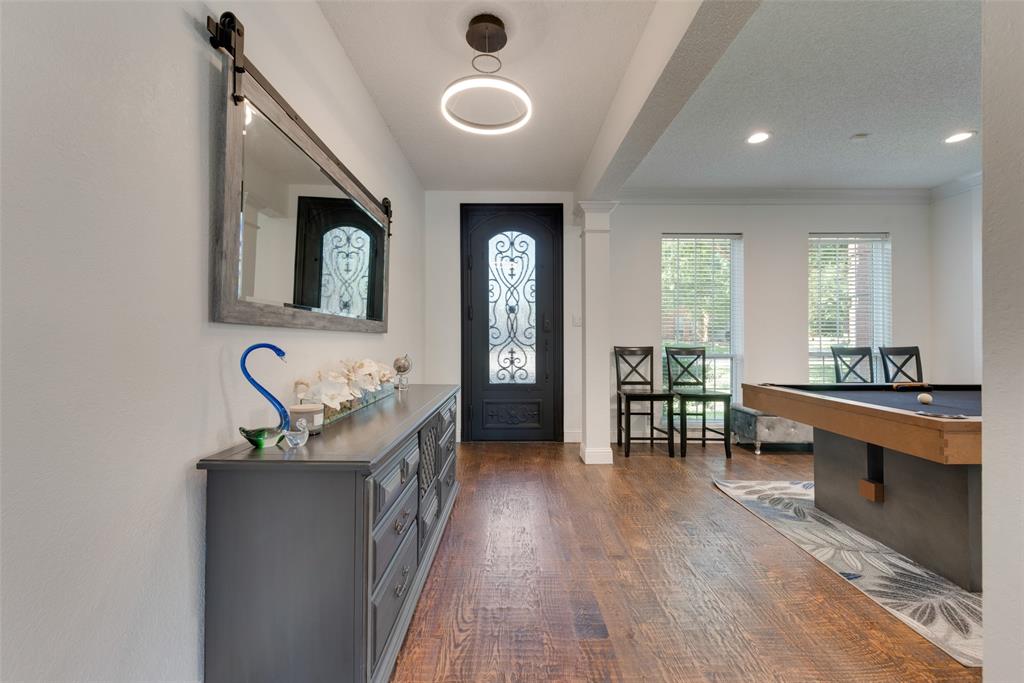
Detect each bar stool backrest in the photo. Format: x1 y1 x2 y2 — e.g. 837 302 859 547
665 346 707 392
614 346 655 391
831 346 875 383
879 346 923 383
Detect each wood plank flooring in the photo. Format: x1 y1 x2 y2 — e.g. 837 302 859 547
391 443 980 682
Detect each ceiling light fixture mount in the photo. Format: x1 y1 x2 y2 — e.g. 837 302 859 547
466 14 507 53
441 14 532 136
944 130 977 144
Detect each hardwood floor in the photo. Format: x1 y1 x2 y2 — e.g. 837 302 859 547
391 443 979 682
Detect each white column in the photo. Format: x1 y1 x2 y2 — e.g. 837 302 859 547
982 2 1024 677
578 201 618 464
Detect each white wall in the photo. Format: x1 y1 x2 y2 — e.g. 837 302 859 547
423 191 582 441
609 201 933 400
929 183 983 382
981 1 1024 678
0 3 424 681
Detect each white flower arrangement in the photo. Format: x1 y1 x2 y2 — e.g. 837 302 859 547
294 359 396 410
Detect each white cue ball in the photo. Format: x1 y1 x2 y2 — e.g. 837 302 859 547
917 393 933 405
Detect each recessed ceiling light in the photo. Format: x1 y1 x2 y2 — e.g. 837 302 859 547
945 131 976 144
747 131 771 144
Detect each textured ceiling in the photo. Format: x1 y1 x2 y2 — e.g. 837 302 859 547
624 0 981 192
320 1 654 191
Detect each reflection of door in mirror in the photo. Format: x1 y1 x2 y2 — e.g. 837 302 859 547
293 197 377 319
238 103 383 321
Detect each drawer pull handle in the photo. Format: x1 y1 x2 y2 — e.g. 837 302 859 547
399 459 409 486
394 566 411 598
394 510 411 535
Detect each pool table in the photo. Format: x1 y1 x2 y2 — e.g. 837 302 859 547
743 383 982 591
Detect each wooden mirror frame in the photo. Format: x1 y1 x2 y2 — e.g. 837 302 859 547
211 18 391 333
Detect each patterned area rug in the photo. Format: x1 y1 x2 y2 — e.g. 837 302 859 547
714 480 982 667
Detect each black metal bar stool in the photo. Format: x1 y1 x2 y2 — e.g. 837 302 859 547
665 346 731 458
614 346 674 457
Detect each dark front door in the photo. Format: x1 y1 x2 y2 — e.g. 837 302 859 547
461 204 563 441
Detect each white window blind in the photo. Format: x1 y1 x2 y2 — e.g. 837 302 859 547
660 235 744 410
808 233 892 383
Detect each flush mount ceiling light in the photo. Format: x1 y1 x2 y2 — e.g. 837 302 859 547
944 130 977 144
441 14 532 135
746 130 771 144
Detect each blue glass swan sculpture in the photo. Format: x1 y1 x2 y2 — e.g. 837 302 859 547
239 343 291 448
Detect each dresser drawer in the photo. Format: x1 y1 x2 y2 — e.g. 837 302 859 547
371 525 418 668
440 396 457 435
371 482 417 587
373 439 419 525
439 451 457 507
440 423 455 463
418 488 440 551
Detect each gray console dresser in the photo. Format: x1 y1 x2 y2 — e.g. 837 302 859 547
197 384 459 683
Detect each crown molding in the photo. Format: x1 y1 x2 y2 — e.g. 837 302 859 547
574 200 619 227
615 187 933 206
577 200 620 214
930 172 983 201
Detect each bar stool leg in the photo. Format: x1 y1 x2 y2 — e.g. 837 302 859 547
701 402 707 448
667 399 675 458
625 400 632 458
680 405 687 458
649 400 655 446
723 397 732 459
616 394 623 446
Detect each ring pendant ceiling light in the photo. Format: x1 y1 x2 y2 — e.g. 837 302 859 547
441 14 532 135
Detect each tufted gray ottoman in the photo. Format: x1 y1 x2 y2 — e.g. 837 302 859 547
730 404 812 455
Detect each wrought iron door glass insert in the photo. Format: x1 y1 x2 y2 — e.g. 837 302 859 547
320 226 370 318
488 230 536 383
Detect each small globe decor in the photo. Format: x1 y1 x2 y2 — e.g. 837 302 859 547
393 354 412 391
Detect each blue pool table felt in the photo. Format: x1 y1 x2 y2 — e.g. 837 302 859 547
787 387 982 417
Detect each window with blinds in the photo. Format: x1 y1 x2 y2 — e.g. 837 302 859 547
808 233 892 383
660 235 744 417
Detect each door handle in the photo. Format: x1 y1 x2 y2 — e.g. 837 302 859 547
543 315 552 332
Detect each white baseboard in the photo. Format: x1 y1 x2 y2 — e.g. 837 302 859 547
563 430 582 443
579 444 613 465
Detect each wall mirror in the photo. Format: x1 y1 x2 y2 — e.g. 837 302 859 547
209 13 391 332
